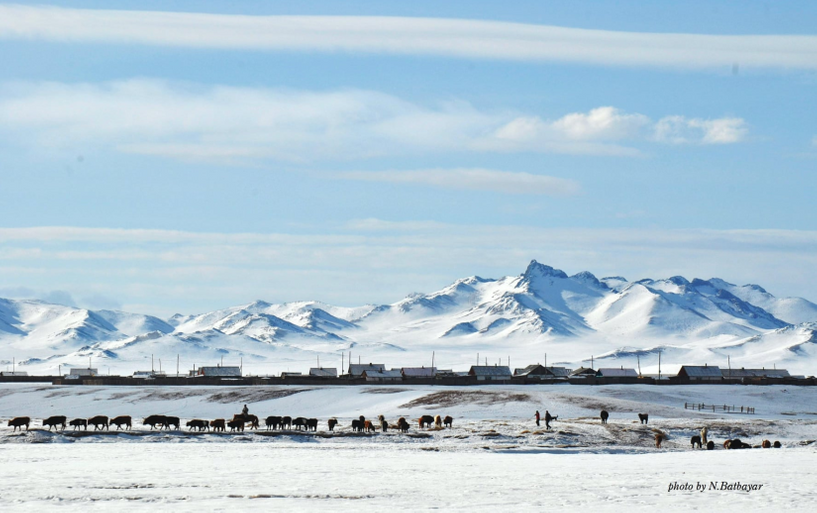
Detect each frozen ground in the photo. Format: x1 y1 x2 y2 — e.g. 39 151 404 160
1 384 816 510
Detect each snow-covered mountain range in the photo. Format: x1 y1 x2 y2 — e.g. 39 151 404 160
2 261 817 375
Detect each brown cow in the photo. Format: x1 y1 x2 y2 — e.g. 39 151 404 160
186 419 209 431
327 418 338 431
227 419 244 432
8 417 30 432
655 433 664 448
418 415 434 428
265 416 282 430
210 419 226 432
110 416 132 430
69 418 87 430
443 416 453 428
88 415 109 431
638 413 648 424
143 415 167 430
773 441 782 448
281 416 292 429
706 441 715 450
762 439 771 448
351 419 364 432
43 415 67 431
164 416 180 430
306 418 318 431
600 410 609 424
364 420 375 433
292 417 308 430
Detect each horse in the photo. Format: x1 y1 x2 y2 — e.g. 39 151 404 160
706 441 715 450
700 426 708 444
8 417 30 432
43 415 67 431
600 410 609 424
186 419 209 431
210 419 226 432
762 439 771 448
444 416 453 428
397 417 409 433
418 415 434 428
265 416 282 430
164 416 181 430
434 415 442 428
69 418 87 430
110 416 132 430
292 417 308 430
690 435 702 449
327 418 338 431
307 418 318 431
231 414 259 430
88 415 109 431
638 413 648 424
143 415 167 430
655 433 664 448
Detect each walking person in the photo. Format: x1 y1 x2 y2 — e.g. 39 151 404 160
534 410 540 427
545 410 553 430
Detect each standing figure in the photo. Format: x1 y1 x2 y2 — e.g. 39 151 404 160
242 404 249 416
534 410 540 427
544 410 553 430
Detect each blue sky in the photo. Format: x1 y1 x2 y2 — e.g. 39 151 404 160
0 1 816 316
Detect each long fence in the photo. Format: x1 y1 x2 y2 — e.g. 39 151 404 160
684 402 755 414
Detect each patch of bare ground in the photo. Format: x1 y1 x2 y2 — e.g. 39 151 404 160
362 388 404 394
139 389 210 402
206 388 309 404
399 390 532 409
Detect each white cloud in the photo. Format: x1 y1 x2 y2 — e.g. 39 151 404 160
336 168 581 196
654 116 747 144
0 5 815 71
0 79 743 163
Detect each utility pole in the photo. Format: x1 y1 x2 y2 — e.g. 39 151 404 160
342 352 344 375
637 355 642 377
432 351 435 369
658 350 661 381
151 354 154 372
176 354 180 377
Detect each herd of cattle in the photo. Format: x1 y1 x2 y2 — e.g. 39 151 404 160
4 413 454 434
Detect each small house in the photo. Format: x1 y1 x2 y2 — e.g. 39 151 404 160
309 367 338 378
361 369 403 382
569 367 597 378
676 365 722 381
723 368 790 379
514 364 571 379
196 366 241 377
401 367 436 378
469 365 512 381
348 363 386 377
596 368 639 378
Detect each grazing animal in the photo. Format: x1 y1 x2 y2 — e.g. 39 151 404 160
364 420 376 433
762 439 771 449
8 417 30 432
210 419 226 432
69 418 87 430
773 441 781 448
728 438 746 449
292 417 308 430
706 441 715 450
600 410 609 424
265 416 282 430
351 419 364 432
88 415 109 431
306 418 318 431
691 435 702 449
164 416 181 430
110 416 132 430
418 415 434 428
638 413 648 424
143 415 167 430
227 419 244 432
186 419 209 431
378 414 385 424
655 433 664 448
231 414 258 430
723 439 732 449
397 417 410 433
443 416 453 428
700 426 708 444
281 416 292 429
327 418 338 431
434 415 442 428
43 415 67 431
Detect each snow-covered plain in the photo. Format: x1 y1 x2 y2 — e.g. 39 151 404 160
1 384 816 510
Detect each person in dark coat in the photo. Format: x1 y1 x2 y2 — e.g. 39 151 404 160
242 404 249 416
534 410 540 426
545 410 553 430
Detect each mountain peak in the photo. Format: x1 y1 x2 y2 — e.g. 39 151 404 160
522 260 568 281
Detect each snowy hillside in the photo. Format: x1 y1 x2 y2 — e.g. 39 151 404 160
2 261 817 376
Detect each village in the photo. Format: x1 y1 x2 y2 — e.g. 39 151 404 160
0 361 811 386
